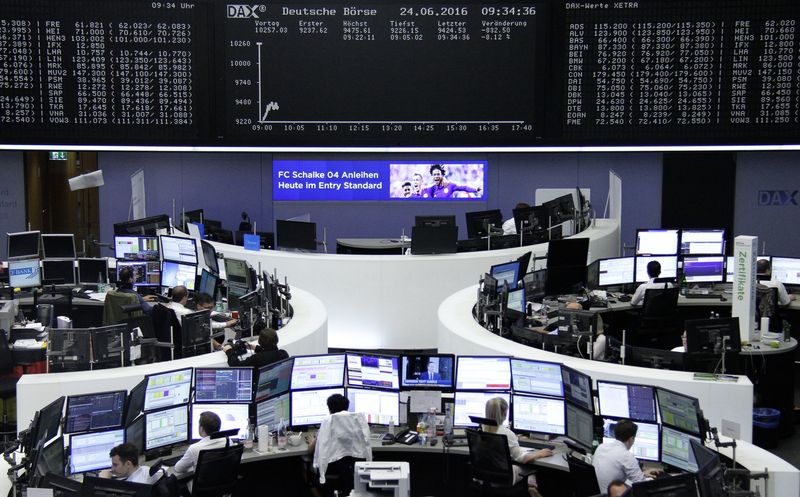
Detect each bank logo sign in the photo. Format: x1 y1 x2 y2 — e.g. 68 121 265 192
759 190 798 206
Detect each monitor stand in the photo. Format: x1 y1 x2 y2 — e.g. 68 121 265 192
145 447 172 461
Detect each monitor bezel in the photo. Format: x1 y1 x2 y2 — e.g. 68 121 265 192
41 259 76 287
490 260 521 291
76 257 109 285
597 256 636 287
679 228 726 255
601 416 661 463
659 426 701 474
681 255 726 284
8 259 42 289
41 234 76 260
452 391 511 428
160 260 198 291
6 230 41 260
255 391 291 428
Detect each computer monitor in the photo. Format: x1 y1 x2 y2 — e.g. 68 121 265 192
36 437 65 479
691 439 725 497
600 418 660 462
561 365 593 413
143 367 193 412
726 255 771 283
160 260 197 290
629 346 686 371
513 205 548 233
41 260 75 286
224 258 250 288
114 236 159 261
453 391 510 428
276 219 317 251
511 394 566 435
456 356 511 390
195 367 254 402
771 256 800 285
660 426 700 473
64 390 126 434
256 392 291 428
47 329 91 371
523 269 547 302
116 260 160 289
597 381 657 423
410 226 458 255
490 261 521 291
291 354 346 390
510 358 563 397
34 396 65 447
414 215 456 228
547 238 589 268
346 353 399 390
190 403 249 441
41 234 76 259
113 215 170 236
198 268 218 297
125 415 144 455
6 230 40 260
125 380 146 428
81 475 153 497
400 354 455 390
77 258 109 285
656 387 702 436
346 388 400 426
557 308 598 335
181 310 211 348
291 387 345 427
682 256 725 284
256 357 294 402
635 256 678 283
680 229 725 255
145 404 190 451
200 239 220 274
8 259 41 288
598 257 635 287
68 428 124 474
630 473 698 497
91 324 126 364
541 194 575 224
159 235 198 264
685 318 741 354
465 209 503 239
565 402 595 450
636 229 679 255
505 288 526 318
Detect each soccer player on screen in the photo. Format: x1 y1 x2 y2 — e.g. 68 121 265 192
421 164 482 198
401 181 413 197
411 173 424 196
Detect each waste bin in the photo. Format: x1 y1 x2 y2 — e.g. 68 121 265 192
752 408 781 449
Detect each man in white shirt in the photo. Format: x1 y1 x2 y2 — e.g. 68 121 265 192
592 419 659 491
757 259 796 306
630 261 672 306
99 443 164 485
166 287 233 350
165 286 192 319
171 411 228 478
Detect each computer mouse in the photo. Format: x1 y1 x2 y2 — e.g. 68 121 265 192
719 295 727 301
430 438 438 446
618 295 632 302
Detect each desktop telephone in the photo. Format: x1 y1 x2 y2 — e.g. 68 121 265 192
394 429 419 445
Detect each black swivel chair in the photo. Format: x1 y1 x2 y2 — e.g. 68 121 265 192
566 454 601 497
184 444 244 497
321 456 363 497
0 330 18 440
756 285 780 332
635 287 681 349
151 304 180 361
465 428 532 497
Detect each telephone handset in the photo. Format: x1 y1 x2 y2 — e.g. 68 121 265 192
394 429 419 445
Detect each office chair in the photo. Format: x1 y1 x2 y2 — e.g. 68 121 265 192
103 290 143 326
0 330 18 440
566 454 601 497
756 285 780 332
634 287 681 349
151 304 179 361
465 428 532 497
35 304 55 328
184 443 244 497
321 456 363 497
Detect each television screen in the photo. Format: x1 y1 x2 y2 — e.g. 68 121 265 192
9 259 41 288
346 353 399 390
453 391 510 428
410 226 458 255
456 356 511 390
276 220 317 251
680 229 725 255
685 318 741 354
291 354 346 390
41 234 76 259
114 236 159 261
159 235 197 264
682 256 725 283
400 354 455 390
634 256 678 283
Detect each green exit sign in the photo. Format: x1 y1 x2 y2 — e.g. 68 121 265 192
49 151 68 161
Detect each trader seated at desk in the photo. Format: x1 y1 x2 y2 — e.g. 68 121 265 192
99 443 165 484
223 322 288 368
592 419 660 492
630 261 672 306
117 267 157 314
166 288 233 350
170 412 228 482
757 259 796 305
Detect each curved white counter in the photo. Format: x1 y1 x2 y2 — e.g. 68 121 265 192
214 219 620 349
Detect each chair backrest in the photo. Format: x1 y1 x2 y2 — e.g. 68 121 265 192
191 444 244 497
756 285 777 320
567 454 601 497
35 304 55 328
0 330 15 374
151 304 181 360
642 287 680 318
103 291 142 326
465 428 515 486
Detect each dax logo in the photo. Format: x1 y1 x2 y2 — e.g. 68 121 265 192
227 4 265 18
758 190 799 206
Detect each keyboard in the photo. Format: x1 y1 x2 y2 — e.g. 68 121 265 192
518 440 555 451
161 455 182 466
684 292 716 299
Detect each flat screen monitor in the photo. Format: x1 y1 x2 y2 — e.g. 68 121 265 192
630 474 699 497
771 256 800 285
291 387 345 427
256 392 291 428
159 235 198 264
224 258 250 288
685 318 741 354
547 238 590 268
541 194 575 224
47 328 91 369
113 215 170 236
636 229 679 255
64 390 126 434
35 396 65 447
145 405 190 451
183 209 204 225
125 380 147 427
195 367 254 402
635 256 678 283
198 268 218 298
68 428 124 474
77 258 109 285
505 288 526 317
453 391 510 428
143 367 193 412
561 365 593 413
181 310 211 348
346 353 399 390
346 388 400 426
291 354 346 390
490 261 521 291
256 358 293 402
114 236 159 261
513 206 547 233
125 416 144 455
680 229 725 255
41 234 76 259
682 256 725 283
656 387 702 436
660 426 700 473
276 219 317 251
414 215 456 228
8 259 41 288
37 437 65 478
456 356 511 390
602 418 660 462
41 260 75 286
465 209 503 239
523 269 547 302
160 261 197 290
410 226 458 255
7 230 40 260
597 381 657 423
81 476 152 497
400 354 455 390
190 403 250 441
510 358 563 397
91 324 126 363
565 402 595 450
691 439 724 497
557 308 598 335
598 257 635 287
200 240 220 274
511 394 566 435
726 255 771 283
117 260 160 288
